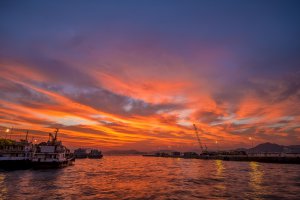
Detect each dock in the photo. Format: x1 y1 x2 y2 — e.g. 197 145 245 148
143 152 300 164
143 124 299 164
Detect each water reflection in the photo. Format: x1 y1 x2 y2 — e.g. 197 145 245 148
249 162 264 199
0 173 7 198
213 160 226 195
0 157 299 199
215 160 224 177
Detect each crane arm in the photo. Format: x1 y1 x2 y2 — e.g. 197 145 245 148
193 124 204 152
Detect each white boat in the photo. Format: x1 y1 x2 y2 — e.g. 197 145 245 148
0 138 34 170
32 129 75 169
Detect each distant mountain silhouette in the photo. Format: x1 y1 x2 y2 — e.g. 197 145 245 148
234 148 248 152
104 149 146 155
104 149 178 155
247 142 300 153
150 149 177 154
104 143 300 155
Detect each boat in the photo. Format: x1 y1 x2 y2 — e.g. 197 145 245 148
88 149 103 159
74 148 88 158
0 137 34 170
32 129 75 169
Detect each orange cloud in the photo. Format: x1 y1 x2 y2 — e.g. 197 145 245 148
0 56 299 151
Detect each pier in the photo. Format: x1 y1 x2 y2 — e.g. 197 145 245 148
143 152 300 164
142 124 298 164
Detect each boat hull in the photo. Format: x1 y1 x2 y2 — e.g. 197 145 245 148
32 159 74 169
0 160 32 170
75 155 88 159
88 155 103 159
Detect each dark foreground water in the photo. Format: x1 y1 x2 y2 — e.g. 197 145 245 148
1 156 300 200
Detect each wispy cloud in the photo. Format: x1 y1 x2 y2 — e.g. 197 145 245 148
0 0 300 150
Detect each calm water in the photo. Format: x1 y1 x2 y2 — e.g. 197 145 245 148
0 156 300 200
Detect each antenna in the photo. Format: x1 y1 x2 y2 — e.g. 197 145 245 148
54 128 59 141
25 130 29 141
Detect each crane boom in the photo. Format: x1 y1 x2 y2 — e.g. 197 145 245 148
193 124 204 152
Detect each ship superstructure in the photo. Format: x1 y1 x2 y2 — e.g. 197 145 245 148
88 149 103 159
0 136 34 169
32 129 75 168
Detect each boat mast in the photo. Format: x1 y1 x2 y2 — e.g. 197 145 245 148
25 130 29 142
54 128 59 142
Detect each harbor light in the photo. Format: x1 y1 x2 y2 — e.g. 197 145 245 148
5 128 10 133
249 137 254 149
215 140 219 151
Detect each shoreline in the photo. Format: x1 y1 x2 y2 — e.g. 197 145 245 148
143 154 300 164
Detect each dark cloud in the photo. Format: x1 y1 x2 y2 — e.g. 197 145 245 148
66 87 181 117
0 77 55 107
275 73 300 102
195 111 225 124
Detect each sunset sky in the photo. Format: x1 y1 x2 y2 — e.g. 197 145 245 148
0 0 300 151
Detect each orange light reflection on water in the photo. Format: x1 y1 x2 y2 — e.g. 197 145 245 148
249 162 264 199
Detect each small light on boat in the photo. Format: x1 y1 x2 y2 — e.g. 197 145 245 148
5 128 10 133
249 137 252 140
215 140 218 144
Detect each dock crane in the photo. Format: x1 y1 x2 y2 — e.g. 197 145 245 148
193 124 208 153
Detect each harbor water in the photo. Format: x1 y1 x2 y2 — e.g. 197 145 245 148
1 156 300 199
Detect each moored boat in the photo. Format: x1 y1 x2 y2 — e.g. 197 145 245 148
88 149 103 159
0 138 34 170
32 129 75 169
74 148 88 158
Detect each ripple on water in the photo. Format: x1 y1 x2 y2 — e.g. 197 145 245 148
1 156 300 199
